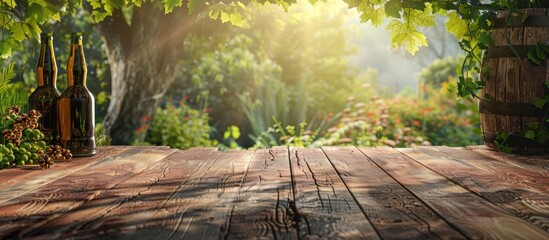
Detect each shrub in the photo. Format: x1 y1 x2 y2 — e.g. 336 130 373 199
143 100 218 149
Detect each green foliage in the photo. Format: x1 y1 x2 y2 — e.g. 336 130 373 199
0 64 26 124
263 119 318 147
239 74 312 148
417 56 460 89
220 125 241 149
94 123 111 146
143 100 218 150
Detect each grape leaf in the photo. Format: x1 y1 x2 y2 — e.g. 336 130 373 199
220 11 230 23
358 3 385 27
163 0 183 13
525 130 536 140
533 97 547 109
387 20 427 55
446 11 468 39
1 0 16 8
230 12 244 27
0 39 16 59
209 7 221 20
404 3 435 27
528 51 542 65
92 10 111 22
10 23 27 42
385 0 402 18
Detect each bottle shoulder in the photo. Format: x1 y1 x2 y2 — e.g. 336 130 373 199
59 86 94 100
29 86 61 98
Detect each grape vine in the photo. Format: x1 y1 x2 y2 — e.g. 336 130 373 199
0 106 72 169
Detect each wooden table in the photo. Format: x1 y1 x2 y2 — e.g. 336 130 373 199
0 146 547 239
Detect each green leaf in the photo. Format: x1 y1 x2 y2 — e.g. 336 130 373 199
405 4 435 27
387 19 427 55
1 0 16 8
545 80 549 89
533 97 547 109
92 10 111 22
525 130 536 140
187 0 201 14
446 11 468 39
0 39 16 59
209 7 220 20
163 0 183 13
496 132 509 141
358 3 385 27
230 12 243 27
220 11 230 23
384 0 402 18
230 125 240 139
528 51 542 65
10 23 27 42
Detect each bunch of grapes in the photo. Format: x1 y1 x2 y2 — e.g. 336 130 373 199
1 106 72 169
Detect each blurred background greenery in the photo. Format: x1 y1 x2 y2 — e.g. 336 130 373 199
0 0 481 149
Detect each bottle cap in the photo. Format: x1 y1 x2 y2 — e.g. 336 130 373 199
40 33 53 42
71 32 83 44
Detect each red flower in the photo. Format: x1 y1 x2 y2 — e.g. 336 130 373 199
142 115 152 122
204 107 212 113
184 95 190 100
413 120 421 127
136 124 148 133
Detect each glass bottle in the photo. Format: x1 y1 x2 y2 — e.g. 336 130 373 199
57 32 96 157
29 33 61 144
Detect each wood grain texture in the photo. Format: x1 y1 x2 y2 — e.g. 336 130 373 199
0 146 176 239
469 145 549 175
398 146 549 232
322 146 465 239
227 147 298 239
0 146 547 239
289 147 379 239
84 148 251 240
360 147 549 240
19 147 217 239
0 146 132 205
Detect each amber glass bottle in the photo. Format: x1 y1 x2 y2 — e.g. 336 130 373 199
29 33 61 144
57 32 96 157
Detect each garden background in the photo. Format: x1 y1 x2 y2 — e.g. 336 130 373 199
0 0 482 150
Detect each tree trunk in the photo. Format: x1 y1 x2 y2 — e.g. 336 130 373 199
95 3 197 144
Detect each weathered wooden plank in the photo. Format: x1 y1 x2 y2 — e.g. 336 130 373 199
0 146 133 205
55 148 251 240
0 146 177 239
361 147 549 239
398 146 549 232
469 145 549 176
322 146 465 239
18 147 217 239
289 147 379 239
227 147 298 239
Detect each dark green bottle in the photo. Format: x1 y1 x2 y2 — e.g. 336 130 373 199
29 33 61 144
57 32 96 157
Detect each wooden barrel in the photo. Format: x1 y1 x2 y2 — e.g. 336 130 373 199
480 8 549 154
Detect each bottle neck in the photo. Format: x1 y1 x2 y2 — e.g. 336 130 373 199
36 39 57 87
67 42 87 87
